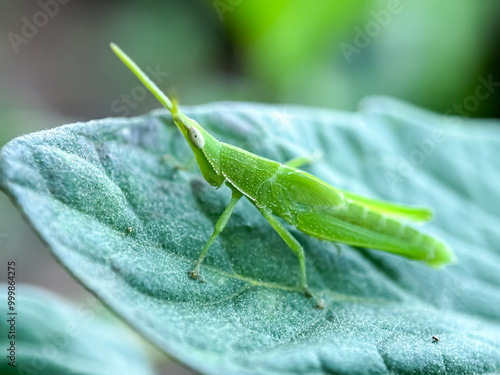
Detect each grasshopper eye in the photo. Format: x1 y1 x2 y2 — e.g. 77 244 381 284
188 127 205 149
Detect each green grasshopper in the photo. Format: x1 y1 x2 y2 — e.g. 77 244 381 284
110 43 455 303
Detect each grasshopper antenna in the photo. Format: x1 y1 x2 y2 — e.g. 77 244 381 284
110 43 173 111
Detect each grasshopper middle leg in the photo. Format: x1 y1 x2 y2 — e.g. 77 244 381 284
284 151 323 169
258 208 314 299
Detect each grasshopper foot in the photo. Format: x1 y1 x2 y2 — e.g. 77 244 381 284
315 298 325 309
188 269 201 281
303 287 313 298
303 287 324 308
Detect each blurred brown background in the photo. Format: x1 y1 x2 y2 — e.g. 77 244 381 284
1 0 500 373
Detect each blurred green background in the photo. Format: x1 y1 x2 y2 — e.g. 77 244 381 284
1 0 499 373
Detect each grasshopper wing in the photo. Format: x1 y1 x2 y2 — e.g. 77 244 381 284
255 166 344 222
278 168 344 208
339 190 433 223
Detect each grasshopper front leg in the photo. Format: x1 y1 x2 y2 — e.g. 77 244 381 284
189 189 242 280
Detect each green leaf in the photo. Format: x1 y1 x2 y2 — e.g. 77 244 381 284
0 284 155 375
1 97 500 374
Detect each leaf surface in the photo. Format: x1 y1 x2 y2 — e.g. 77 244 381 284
0 285 155 375
1 97 500 374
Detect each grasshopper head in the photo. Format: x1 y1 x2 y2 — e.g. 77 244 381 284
170 98 205 149
169 98 224 187
110 43 224 188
